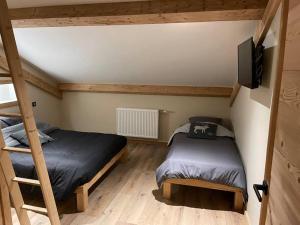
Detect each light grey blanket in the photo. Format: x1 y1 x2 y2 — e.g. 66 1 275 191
156 133 247 197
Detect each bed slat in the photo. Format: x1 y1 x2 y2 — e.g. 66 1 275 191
22 204 47 215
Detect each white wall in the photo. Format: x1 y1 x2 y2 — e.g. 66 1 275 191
61 92 230 142
230 6 282 225
27 84 62 127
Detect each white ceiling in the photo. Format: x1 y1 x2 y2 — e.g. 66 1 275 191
12 21 257 86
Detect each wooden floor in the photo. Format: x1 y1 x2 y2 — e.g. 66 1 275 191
9 143 248 225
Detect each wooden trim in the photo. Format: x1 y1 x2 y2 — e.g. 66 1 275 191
0 101 18 109
9 0 267 28
23 71 62 99
75 146 128 212
229 83 241 106
59 83 233 97
0 167 13 225
163 178 245 213
229 0 282 107
0 73 10 77
0 55 62 99
259 1 289 225
253 0 283 46
0 78 11 84
0 112 21 117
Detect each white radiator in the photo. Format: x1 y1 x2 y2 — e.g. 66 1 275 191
116 108 159 139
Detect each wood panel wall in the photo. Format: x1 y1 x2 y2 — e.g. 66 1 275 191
261 0 300 224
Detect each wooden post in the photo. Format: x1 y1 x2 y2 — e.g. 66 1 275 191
76 185 88 212
234 191 244 213
0 168 13 225
0 0 61 224
163 182 172 200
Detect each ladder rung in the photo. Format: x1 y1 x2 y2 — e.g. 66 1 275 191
0 73 11 77
13 177 41 186
22 204 48 215
0 112 22 117
0 78 12 84
2 146 31 154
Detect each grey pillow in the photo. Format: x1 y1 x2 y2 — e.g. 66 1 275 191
188 122 217 139
11 129 54 146
189 116 222 124
0 117 22 127
0 120 8 129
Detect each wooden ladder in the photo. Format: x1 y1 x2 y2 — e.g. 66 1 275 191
0 0 61 224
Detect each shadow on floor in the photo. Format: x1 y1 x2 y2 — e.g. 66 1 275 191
152 184 235 212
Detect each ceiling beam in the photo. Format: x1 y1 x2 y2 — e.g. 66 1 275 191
9 0 268 28
59 83 233 97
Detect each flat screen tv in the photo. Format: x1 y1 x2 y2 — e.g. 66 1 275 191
238 37 264 89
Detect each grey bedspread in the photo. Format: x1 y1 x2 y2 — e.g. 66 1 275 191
3 123 127 201
156 133 247 196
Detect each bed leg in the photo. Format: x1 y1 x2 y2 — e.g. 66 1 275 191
234 191 244 213
76 185 88 212
163 182 172 200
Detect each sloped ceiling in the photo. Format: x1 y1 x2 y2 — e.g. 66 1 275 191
12 21 256 86
6 0 257 87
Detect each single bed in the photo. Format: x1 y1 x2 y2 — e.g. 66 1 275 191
1 118 127 211
156 122 247 212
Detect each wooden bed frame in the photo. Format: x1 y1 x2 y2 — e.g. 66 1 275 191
75 146 128 212
162 178 245 213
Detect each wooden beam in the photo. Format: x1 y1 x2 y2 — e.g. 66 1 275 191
59 83 233 97
0 55 62 99
254 0 282 45
9 0 268 28
0 78 11 84
0 101 18 109
0 73 10 77
229 83 241 106
0 112 21 117
229 0 282 107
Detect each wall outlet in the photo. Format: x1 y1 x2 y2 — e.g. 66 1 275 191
32 101 37 107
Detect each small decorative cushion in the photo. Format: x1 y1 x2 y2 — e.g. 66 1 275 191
11 129 54 146
188 122 217 139
0 120 8 129
0 117 22 127
189 116 222 125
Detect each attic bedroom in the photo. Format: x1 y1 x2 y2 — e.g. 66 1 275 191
0 0 299 225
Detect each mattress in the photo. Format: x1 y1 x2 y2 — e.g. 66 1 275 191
156 133 247 197
9 128 127 201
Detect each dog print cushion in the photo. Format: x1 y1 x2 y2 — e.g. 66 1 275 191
187 122 217 139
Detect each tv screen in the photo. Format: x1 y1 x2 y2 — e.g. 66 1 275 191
238 37 256 89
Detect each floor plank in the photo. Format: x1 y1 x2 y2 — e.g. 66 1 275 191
10 143 248 225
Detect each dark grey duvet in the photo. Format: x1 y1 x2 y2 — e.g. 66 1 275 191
156 133 247 197
9 128 127 201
